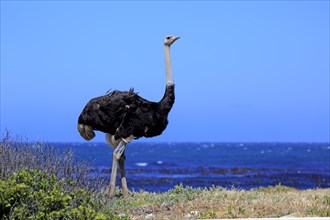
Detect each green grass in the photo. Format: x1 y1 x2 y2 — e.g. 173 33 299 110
1 133 329 219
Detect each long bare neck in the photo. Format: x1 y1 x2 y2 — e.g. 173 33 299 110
164 45 173 86
159 44 175 113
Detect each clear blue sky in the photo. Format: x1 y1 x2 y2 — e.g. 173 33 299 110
1 1 329 143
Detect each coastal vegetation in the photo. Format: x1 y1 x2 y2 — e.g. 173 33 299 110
1 134 329 219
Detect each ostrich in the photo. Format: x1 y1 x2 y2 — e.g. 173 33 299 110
77 35 180 197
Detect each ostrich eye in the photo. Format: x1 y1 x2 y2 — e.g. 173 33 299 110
166 36 171 40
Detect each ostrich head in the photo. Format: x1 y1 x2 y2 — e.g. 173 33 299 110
164 35 180 46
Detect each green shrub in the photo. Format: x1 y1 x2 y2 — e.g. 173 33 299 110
0 169 108 219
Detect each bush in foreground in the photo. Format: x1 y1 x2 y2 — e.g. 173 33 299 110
0 169 109 219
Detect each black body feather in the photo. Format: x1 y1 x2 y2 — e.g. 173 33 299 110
78 84 175 140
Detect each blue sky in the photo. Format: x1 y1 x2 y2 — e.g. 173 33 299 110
1 1 329 142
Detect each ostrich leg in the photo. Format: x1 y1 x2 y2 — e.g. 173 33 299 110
109 140 127 197
119 152 129 197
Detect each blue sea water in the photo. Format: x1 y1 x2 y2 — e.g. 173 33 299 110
54 142 330 192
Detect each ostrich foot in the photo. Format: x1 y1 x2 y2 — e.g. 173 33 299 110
121 178 130 197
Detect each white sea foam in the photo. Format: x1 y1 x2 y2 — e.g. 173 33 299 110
135 162 148 167
156 161 163 165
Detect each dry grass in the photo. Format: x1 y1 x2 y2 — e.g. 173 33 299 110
97 185 330 219
0 132 107 190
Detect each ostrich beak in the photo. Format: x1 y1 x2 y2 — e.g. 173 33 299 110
174 36 180 41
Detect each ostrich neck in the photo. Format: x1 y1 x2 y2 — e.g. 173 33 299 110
159 44 175 113
164 45 173 85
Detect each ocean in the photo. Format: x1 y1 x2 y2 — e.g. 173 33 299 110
54 142 329 192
